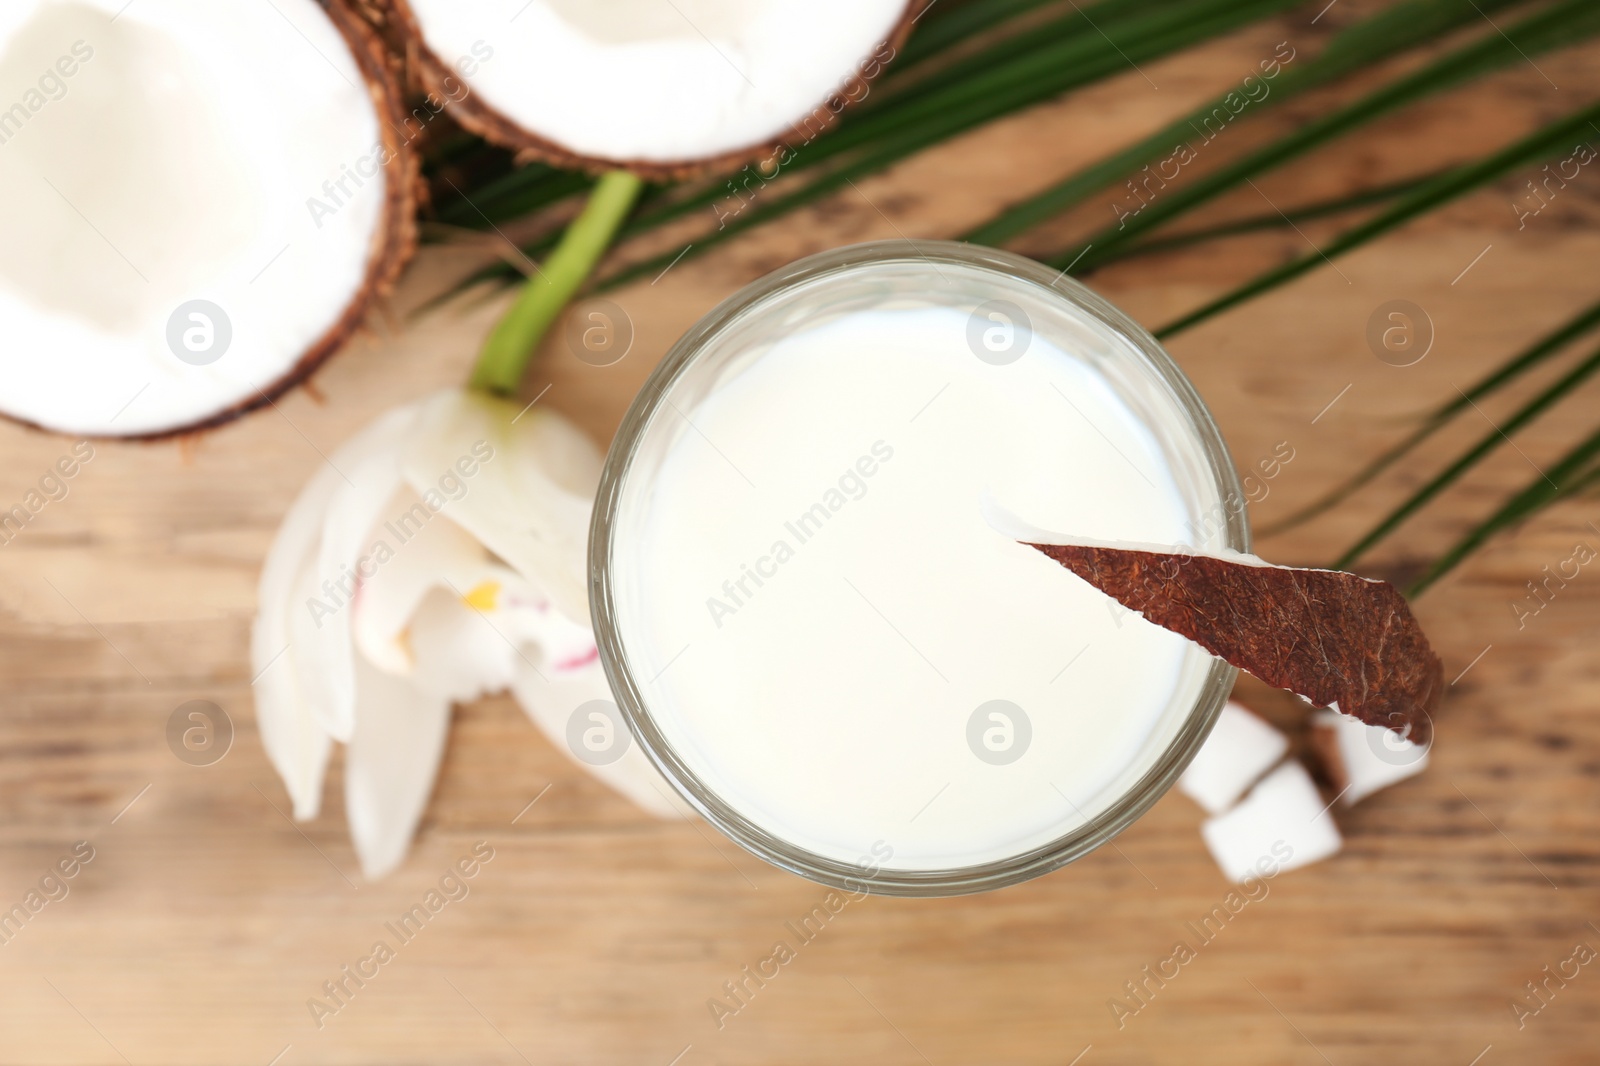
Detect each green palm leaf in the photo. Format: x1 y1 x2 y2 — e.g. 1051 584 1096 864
1085 171 1440 268
893 0 1063 66
1263 296 1600 536
963 0 1539 247
1154 98 1600 338
1409 423 1600 596
430 0 1305 302
433 166 590 229
1335 342 1600 570
421 0 1600 597
428 0 1149 234
1047 0 1600 274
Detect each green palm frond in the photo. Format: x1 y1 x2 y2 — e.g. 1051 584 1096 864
893 0 1063 65
428 0 1307 301
1040 0 1600 274
1409 424 1600 596
1264 297 1600 536
1154 98 1600 338
1334 343 1600 570
964 0 1542 247
597 0 1311 289
1084 171 1441 268
426 0 1600 593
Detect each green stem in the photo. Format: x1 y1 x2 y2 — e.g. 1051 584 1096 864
469 170 644 396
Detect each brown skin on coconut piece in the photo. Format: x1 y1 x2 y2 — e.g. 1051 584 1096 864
361 0 931 181
38 0 420 444
1028 544 1442 747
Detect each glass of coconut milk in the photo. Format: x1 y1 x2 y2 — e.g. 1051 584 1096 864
590 240 1247 895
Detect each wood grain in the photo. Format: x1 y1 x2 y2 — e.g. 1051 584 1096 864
3 7 1599 1064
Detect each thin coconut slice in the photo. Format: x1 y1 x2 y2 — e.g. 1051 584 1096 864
1308 709 1430 807
370 0 927 178
1178 700 1290 815
1200 761 1342 883
0 0 416 438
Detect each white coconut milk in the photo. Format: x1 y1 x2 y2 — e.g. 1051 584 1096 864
610 285 1226 872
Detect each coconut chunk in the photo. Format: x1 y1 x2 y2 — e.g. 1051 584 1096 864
1308 709 1430 806
382 0 923 177
1200 761 1341 882
0 0 415 437
1178 700 1289 814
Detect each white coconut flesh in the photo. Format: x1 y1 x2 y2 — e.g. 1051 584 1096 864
405 0 913 164
0 0 394 437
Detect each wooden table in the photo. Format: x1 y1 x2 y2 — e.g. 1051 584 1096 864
3 8 1598 1064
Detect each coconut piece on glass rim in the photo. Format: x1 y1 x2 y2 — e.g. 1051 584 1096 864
1015 538 1442 746
983 503 1444 746
1178 700 1289 815
0 0 416 439
1200 761 1341 883
368 0 928 179
1307 709 1430 807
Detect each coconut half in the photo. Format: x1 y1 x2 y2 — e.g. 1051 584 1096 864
0 0 416 438
369 0 926 178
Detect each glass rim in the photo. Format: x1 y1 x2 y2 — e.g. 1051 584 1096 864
589 239 1249 897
